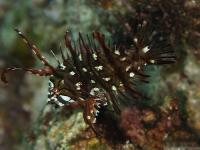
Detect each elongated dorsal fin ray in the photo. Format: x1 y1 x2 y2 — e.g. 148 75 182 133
14 28 54 70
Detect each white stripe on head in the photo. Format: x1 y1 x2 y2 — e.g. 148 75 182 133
60 95 71 102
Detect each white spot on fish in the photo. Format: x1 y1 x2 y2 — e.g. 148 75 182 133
82 67 87 72
120 57 126 61
75 82 82 90
114 50 120 55
76 87 81 90
56 101 64 107
125 65 131 72
60 95 71 102
92 53 98 60
90 90 95 96
103 102 108 106
93 87 100 91
78 54 82 61
59 63 66 70
91 80 96 84
129 72 135 77
95 65 103 71
87 116 91 120
92 118 96 123
69 71 75 76
150 60 155 63
103 77 111 81
69 99 75 102
75 82 82 86
95 110 99 115
112 85 117 91
119 83 123 87
134 38 138 43
142 46 149 53
90 87 100 96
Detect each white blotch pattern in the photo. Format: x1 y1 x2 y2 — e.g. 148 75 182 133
60 95 71 102
112 85 117 91
56 101 65 107
150 60 155 63
142 46 150 53
90 87 100 96
75 82 82 90
78 54 82 61
120 57 126 61
134 38 138 43
103 77 111 81
87 116 91 120
91 80 96 83
59 63 66 70
114 50 120 55
69 71 75 76
129 72 135 77
92 53 98 60
95 65 103 71
92 118 96 123
93 87 100 91
82 67 87 72
125 65 131 72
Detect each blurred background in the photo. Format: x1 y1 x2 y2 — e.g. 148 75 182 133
0 0 199 150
